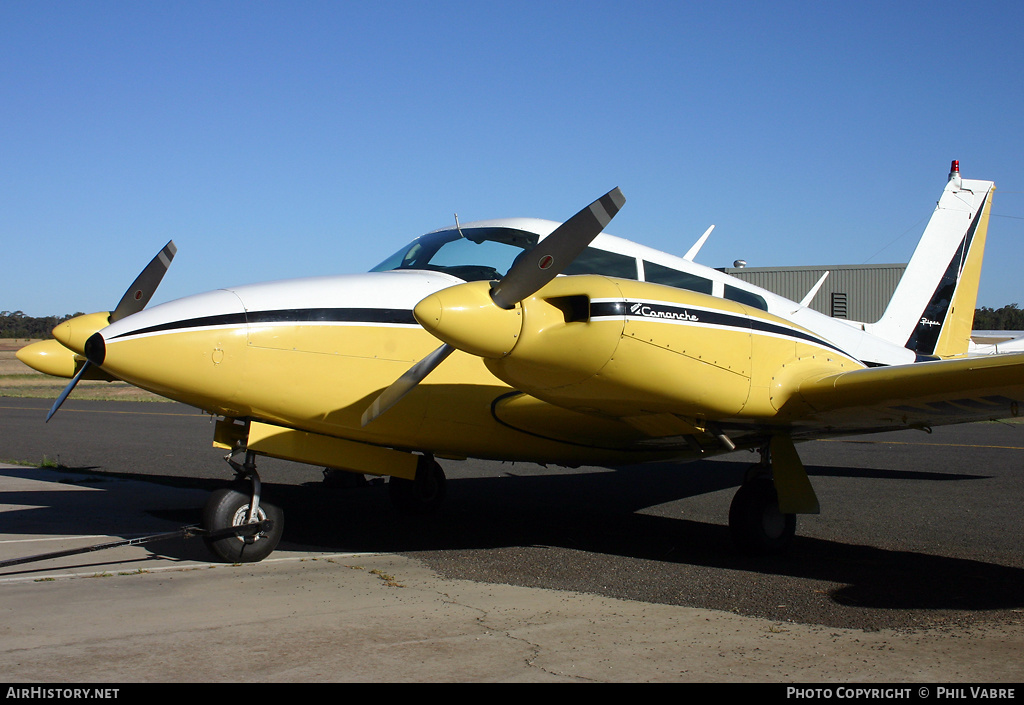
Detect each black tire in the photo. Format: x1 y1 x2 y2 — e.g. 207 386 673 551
728 477 796 555
389 457 446 515
202 485 284 563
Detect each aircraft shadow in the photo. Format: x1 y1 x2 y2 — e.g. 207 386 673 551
4 461 1021 625
206 463 1024 616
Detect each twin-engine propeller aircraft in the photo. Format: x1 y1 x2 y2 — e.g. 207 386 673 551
18 161 1024 562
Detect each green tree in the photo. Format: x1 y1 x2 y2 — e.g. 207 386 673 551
0 311 80 338
973 304 1024 331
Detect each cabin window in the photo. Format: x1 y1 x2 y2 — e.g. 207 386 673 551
561 247 638 279
643 261 713 294
724 284 768 311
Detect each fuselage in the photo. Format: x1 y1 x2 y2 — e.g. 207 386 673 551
83 218 904 465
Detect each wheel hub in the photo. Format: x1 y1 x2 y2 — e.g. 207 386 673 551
230 504 268 544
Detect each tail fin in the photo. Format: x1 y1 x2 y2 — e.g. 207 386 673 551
867 161 995 359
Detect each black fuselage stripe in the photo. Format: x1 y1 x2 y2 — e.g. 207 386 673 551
591 300 852 358
247 308 417 325
108 308 418 339
109 301 852 360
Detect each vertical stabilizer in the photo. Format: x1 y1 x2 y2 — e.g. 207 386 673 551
867 162 995 359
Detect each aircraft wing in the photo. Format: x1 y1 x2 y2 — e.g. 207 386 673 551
969 330 1024 355
786 352 1024 434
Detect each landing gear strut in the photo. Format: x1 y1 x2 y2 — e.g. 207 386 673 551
203 449 284 563
389 454 447 515
728 446 797 555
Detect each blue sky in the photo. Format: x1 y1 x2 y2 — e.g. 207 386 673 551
3 1 1023 317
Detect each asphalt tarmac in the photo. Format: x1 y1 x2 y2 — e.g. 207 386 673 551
2 397 1023 682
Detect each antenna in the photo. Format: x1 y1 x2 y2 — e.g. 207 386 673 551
796 271 830 310
454 213 465 238
683 225 715 261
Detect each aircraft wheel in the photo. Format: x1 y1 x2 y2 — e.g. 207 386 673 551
728 477 796 555
389 457 446 515
202 484 284 563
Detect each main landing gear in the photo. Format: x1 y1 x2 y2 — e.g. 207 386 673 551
203 449 284 563
321 454 448 514
389 454 447 515
727 438 816 556
729 472 796 555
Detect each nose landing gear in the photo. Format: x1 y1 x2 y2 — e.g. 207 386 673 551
203 449 284 563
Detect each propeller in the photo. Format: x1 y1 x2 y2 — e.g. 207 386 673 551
110 241 178 324
361 188 625 426
360 342 457 427
489 188 625 309
46 241 177 421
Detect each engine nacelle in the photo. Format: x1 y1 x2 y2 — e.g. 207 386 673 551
482 276 860 422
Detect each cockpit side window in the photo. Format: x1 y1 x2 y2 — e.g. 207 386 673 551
724 284 768 311
643 261 713 294
561 247 638 279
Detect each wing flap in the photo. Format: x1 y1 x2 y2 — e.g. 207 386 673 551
793 352 1024 430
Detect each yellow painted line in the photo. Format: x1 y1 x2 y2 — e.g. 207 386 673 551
0 551 383 585
819 438 1024 451
0 535 122 545
0 404 204 418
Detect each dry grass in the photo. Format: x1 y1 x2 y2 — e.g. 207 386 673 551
0 339 166 402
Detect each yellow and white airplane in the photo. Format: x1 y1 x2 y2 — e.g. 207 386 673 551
18 161 1023 562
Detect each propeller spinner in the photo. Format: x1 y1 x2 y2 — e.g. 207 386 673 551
361 188 625 426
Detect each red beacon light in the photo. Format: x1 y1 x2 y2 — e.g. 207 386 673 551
948 159 961 185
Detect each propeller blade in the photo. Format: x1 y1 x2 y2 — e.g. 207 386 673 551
360 344 455 427
110 241 177 323
46 361 92 423
489 187 625 310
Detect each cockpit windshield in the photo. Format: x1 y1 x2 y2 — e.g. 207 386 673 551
370 226 539 282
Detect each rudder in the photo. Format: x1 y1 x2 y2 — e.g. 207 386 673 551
866 161 995 359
